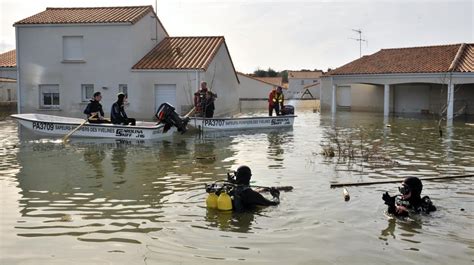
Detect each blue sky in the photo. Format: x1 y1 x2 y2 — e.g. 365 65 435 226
1 0 472 73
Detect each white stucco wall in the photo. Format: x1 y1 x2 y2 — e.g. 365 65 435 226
288 78 321 99
16 11 166 117
202 44 240 116
129 44 240 119
321 74 474 115
237 74 274 99
0 81 17 102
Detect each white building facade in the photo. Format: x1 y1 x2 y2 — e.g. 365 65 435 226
321 44 474 121
287 70 323 99
14 6 240 119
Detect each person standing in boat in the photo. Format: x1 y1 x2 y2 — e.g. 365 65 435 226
382 176 436 217
111 93 136 125
269 86 284 116
194 81 217 117
83 92 110 123
204 91 216 118
229 165 280 211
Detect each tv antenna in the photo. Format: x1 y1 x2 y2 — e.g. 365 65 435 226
349 29 367 58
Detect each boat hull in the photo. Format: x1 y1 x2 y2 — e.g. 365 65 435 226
11 114 174 140
189 115 296 131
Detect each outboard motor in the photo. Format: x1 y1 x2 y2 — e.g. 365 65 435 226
155 103 190 134
281 105 295 115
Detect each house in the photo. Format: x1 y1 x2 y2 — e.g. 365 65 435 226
288 70 323 99
320 43 474 121
0 50 17 105
14 6 240 119
237 72 280 109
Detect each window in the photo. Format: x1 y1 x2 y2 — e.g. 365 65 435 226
119 84 128 97
39 85 60 108
81 84 94 102
63 36 84 61
300 80 304 85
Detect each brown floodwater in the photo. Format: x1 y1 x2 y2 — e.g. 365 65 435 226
0 110 473 264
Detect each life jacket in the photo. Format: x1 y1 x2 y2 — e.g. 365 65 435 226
272 93 284 104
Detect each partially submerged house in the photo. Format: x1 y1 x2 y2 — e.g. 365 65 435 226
288 70 323 99
321 43 474 120
14 6 240 119
0 50 17 105
237 72 281 109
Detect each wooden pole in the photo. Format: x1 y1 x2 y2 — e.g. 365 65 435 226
330 174 474 188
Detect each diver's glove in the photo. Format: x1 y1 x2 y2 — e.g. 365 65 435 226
270 188 280 198
382 192 396 206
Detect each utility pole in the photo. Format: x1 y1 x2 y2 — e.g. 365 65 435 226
350 29 367 58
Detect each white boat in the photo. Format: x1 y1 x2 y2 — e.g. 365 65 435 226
11 113 175 140
188 115 296 131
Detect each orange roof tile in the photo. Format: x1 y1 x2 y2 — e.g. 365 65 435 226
0 50 16 68
254 76 283 86
454 44 474 72
14 6 155 26
237 72 283 87
329 43 474 75
133 37 224 70
133 36 239 83
288 71 323 79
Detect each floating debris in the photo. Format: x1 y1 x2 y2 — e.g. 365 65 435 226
343 188 350 201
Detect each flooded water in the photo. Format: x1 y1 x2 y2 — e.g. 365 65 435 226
0 111 473 264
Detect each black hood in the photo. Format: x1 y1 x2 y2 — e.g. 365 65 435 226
403 176 423 202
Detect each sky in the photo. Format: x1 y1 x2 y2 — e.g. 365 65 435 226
0 0 473 73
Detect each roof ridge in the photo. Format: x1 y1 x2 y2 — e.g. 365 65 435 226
167 36 224 38
46 5 153 10
448 43 467 72
380 43 467 51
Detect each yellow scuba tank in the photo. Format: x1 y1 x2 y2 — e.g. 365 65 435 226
217 191 233 211
206 193 218 209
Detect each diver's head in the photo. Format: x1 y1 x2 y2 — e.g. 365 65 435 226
399 176 423 200
235 165 252 185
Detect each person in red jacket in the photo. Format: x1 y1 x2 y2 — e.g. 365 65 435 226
268 86 284 116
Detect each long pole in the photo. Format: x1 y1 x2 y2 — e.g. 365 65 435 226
330 174 474 188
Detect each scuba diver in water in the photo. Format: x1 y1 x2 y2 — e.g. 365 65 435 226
382 176 437 217
206 165 281 212
229 166 280 211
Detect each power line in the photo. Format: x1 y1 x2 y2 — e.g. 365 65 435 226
349 29 367 58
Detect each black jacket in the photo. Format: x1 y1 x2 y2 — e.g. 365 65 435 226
231 186 279 211
110 102 128 124
83 100 104 118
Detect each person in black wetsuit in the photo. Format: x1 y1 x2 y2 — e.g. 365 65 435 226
110 93 136 125
83 92 110 123
382 176 436 217
230 165 280 211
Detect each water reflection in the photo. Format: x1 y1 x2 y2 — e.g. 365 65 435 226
380 217 423 247
205 209 258 233
1 111 473 265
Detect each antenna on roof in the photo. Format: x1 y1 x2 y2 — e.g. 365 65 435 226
349 29 367 58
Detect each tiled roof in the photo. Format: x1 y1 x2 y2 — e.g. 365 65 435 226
133 37 223 70
237 72 283 87
288 71 323 79
329 43 474 75
454 44 474 72
133 36 239 83
254 76 283 86
14 6 155 25
0 50 16 68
